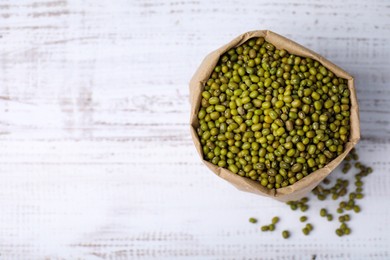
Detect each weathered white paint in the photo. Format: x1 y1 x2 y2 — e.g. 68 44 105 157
0 0 389 259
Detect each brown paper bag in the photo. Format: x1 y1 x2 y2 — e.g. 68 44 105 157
189 30 360 202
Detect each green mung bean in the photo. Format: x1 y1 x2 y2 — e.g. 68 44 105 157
249 217 257 223
272 216 280 224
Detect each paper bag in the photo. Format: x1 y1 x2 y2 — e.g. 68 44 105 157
189 30 360 202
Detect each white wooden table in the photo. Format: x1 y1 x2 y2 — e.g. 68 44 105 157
0 0 389 259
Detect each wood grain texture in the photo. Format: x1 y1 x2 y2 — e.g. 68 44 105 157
0 0 389 259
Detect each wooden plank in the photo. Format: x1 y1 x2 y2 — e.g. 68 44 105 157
0 0 389 258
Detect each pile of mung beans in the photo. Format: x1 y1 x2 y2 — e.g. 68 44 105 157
248 148 373 238
197 37 351 189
